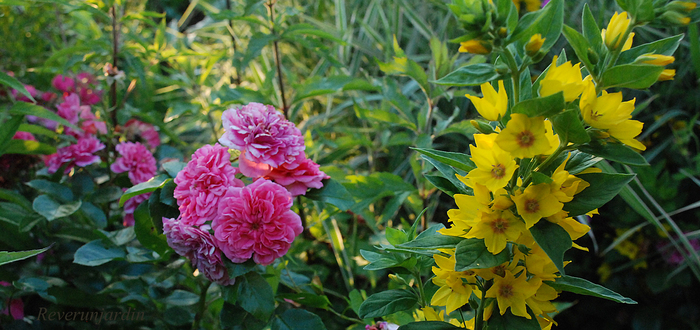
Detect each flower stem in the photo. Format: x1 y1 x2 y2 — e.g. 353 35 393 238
474 283 487 330
192 281 212 330
267 0 289 119
501 48 521 103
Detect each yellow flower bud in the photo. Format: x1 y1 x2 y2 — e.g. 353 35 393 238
658 69 676 81
622 32 635 52
666 1 697 13
459 39 492 54
659 10 692 25
525 34 545 57
636 54 675 66
603 12 632 50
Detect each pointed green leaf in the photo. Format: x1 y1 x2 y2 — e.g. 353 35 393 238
530 220 571 274
33 195 82 221
358 289 417 318
73 239 125 266
0 71 35 102
304 178 355 211
563 172 635 216
272 309 327 330
551 109 590 144
546 275 637 304
578 143 648 166
412 147 476 172
455 238 511 271
9 102 80 131
601 64 665 90
433 63 500 86
238 272 275 321
512 91 565 118
0 245 51 266
119 175 170 207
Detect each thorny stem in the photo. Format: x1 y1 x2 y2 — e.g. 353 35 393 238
192 281 212 330
267 0 289 119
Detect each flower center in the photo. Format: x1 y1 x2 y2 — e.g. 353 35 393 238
251 222 260 230
492 264 506 278
525 199 540 213
491 164 506 179
517 130 535 148
490 217 508 234
499 283 514 298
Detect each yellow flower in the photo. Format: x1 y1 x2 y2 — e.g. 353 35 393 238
466 209 526 254
658 69 676 81
459 39 491 54
525 34 545 56
496 114 552 159
525 283 559 316
539 56 587 102
607 119 646 150
512 0 542 12
512 183 563 228
637 54 675 66
622 32 635 51
464 134 518 191
485 269 541 319
421 306 444 321
517 233 561 281
667 1 697 12
431 276 475 314
467 80 508 121
442 194 484 237
549 155 590 203
580 79 635 130
542 119 559 155
603 12 632 50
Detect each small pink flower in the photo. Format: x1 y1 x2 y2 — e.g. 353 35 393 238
46 136 105 174
219 103 305 168
122 119 160 151
163 217 235 285
111 142 157 185
213 179 303 266
41 92 56 102
11 84 38 102
13 132 36 141
122 192 150 227
266 153 328 196
174 144 243 226
75 73 102 105
56 93 85 125
52 75 75 92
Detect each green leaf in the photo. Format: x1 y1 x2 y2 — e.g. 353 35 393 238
8 102 80 131
551 109 590 144
507 0 563 51
32 195 82 221
276 293 331 309
238 272 275 321
281 23 345 44
618 34 684 64
91 186 124 204
355 105 417 130
601 64 665 90
432 63 500 86
0 71 35 102
398 321 464 330
79 202 107 229
304 178 355 211
564 150 603 175
292 76 355 104
546 275 637 304
0 188 32 210
581 4 603 54
512 91 565 118
148 189 179 232
119 175 170 207
26 180 74 202
3 139 56 156
220 302 267 330
563 172 635 216
162 160 186 178
0 115 23 156
578 143 648 166
0 245 51 266
455 238 510 271
133 201 170 256
562 25 594 75
360 250 400 270
412 147 476 172
487 309 540 330
386 227 408 246
358 289 418 318
161 289 200 306
271 309 327 330
398 226 464 250
73 239 125 266
530 220 571 274
420 155 470 195
424 174 461 197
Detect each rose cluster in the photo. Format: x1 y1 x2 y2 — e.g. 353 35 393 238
164 103 327 285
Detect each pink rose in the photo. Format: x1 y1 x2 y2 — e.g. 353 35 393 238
213 179 302 266
163 217 235 285
111 142 157 185
46 136 105 174
266 153 328 196
174 144 243 226
219 103 304 168
52 75 75 92
122 119 160 151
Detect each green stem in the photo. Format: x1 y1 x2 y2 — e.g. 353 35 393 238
267 0 289 119
413 269 428 307
501 48 521 103
192 281 212 330
474 283 488 330
522 142 569 187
